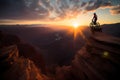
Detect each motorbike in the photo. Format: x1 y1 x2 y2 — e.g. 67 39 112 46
89 20 102 34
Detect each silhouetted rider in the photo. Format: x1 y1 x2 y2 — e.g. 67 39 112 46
92 13 97 25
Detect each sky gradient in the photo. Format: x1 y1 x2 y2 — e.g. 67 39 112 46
0 0 120 26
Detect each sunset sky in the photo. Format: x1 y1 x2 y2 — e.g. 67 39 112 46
0 0 120 26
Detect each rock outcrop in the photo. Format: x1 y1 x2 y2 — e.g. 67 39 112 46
0 31 49 80
17 43 46 74
56 32 120 80
0 45 48 80
0 45 19 74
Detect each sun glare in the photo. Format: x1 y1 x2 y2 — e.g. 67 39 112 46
73 22 79 28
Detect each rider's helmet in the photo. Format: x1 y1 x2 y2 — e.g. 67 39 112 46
94 13 96 15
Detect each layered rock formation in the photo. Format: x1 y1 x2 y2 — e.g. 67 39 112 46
0 31 49 80
0 30 120 80
56 32 120 80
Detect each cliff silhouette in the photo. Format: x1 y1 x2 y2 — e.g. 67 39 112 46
0 30 120 80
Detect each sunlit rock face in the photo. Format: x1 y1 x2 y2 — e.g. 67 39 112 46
3 58 48 80
17 43 46 74
0 31 49 80
56 32 120 80
0 45 49 80
0 45 19 74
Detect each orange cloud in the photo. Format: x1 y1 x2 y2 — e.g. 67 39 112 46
110 5 120 15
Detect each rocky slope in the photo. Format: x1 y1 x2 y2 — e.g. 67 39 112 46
0 30 120 80
0 31 49 80
56 32 120 80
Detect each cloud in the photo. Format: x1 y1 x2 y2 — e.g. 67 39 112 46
0 0 26 19
84 0 112 11
81 2 87 7
100 1 112 8
0 0 49 20
0 0 115 20
39 0 53 11
110 5 120 15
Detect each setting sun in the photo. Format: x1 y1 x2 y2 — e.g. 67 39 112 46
73 22 79 28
